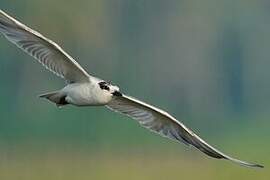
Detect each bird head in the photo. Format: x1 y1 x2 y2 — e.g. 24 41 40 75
98 81 122 97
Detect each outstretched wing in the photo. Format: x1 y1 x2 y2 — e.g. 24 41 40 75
0 10 91 83
107 94 263 168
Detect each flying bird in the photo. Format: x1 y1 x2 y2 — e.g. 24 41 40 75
0 10 263 168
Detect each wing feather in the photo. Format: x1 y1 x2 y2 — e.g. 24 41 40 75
107 94 263 168
0 10 91 83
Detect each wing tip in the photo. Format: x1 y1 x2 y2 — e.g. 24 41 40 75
245 163 264 168
224 157 264 168
0 10 15 28
0 9 9 18
241 163 264 169
253 164 264 168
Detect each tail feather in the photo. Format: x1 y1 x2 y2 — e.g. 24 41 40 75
39 91 68 106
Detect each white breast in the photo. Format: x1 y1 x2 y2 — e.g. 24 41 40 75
62 83 112 106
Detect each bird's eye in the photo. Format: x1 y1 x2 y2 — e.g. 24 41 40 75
98 81 110 91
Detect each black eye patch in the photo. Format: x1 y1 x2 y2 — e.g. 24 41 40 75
98 81 110 91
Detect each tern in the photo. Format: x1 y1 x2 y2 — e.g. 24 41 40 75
0 10 263 168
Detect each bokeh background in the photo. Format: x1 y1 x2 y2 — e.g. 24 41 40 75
0 0 269 179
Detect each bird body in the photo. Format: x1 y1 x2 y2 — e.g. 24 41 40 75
62 82 102 106
47 79 120 106
0 9 263 168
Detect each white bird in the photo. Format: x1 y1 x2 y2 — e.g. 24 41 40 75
0 10 263 168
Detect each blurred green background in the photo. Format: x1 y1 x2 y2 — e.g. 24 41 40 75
0 0 269 179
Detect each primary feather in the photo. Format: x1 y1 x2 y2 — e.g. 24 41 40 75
107 95 263 168
0 10 90 83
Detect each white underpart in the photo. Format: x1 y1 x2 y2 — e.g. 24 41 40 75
62 81 113 106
